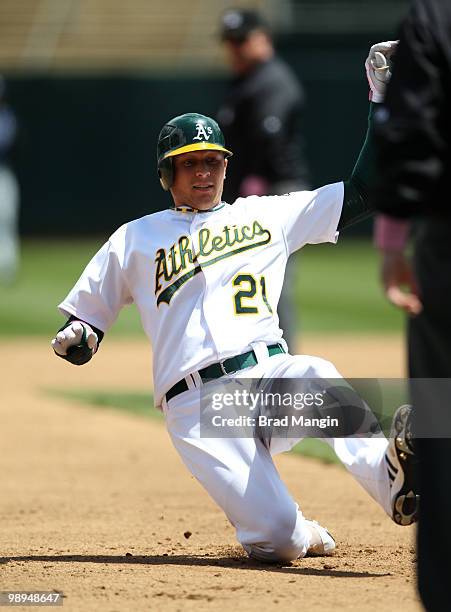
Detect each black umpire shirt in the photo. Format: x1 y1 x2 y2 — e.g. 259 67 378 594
218 56 309 202
372 2 451 610
373 0 451 218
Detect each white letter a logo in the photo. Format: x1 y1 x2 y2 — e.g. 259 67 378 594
193 122 213 141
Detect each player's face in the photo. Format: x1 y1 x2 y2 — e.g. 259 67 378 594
171 150 228 210
223 31 272 74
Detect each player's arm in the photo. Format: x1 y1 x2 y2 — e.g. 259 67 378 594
338 103 377 229
339 41 398 230
51 233 132 365
52 316 105 365
374 215 422 315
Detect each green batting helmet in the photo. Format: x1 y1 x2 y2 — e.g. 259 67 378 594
157 113 233 191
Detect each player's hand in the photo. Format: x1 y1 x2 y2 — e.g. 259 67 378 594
365 40 398 103
52 321 98 356
380 250 423 316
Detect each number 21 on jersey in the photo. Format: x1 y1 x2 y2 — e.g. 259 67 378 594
232 273 273 315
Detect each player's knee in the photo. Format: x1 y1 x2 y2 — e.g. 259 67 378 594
243 515 309 563
303 356 341 379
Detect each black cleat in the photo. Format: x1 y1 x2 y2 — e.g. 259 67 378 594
385 405 419 526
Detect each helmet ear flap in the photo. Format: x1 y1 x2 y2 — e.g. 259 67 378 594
158 157 173 191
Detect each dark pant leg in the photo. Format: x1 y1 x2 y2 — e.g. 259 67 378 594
409 231 451 611
416 438 451 611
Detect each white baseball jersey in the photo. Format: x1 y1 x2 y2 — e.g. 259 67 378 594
58 182 343 406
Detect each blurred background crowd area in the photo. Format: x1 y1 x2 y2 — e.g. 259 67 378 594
1 0 409 235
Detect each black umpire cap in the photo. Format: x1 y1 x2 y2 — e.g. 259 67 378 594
220 8 270 41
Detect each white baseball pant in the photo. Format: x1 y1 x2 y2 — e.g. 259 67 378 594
162 342 392 563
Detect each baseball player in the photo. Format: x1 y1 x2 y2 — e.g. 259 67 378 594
52 42 418 563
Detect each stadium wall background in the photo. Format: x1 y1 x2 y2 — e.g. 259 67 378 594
7 35 378 236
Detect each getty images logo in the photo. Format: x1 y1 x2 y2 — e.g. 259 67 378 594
193 122 213 141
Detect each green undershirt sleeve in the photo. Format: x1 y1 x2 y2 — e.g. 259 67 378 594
338 102 377 230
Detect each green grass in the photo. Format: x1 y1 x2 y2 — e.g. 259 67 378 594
291 242 404 332
46 388 158 419
0 239 144 337
0 238 403 336
292 438 338 464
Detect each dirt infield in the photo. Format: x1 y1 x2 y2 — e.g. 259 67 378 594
0 336 421 611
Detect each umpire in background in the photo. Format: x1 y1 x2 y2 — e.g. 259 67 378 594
372 1 451 609
217 8 310 351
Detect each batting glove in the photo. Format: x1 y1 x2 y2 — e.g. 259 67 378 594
52 321 98 365
365 40 398 103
